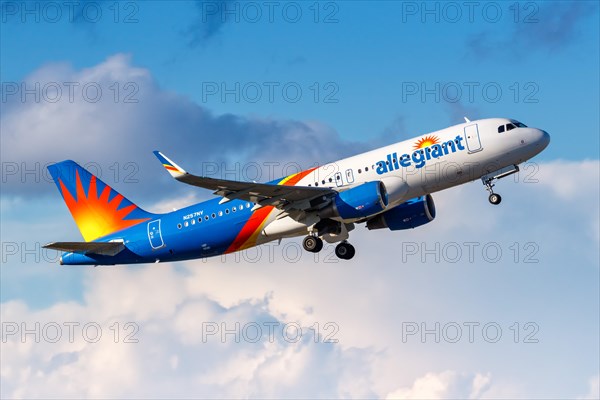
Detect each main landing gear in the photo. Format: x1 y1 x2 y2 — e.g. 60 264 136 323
302 235 355 260
302 235 323 253
334 241 355 260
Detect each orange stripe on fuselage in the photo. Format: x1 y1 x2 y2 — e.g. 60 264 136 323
225 206 274 253
224 166 318 253
279 167 318 186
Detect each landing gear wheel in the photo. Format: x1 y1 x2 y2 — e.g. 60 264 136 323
303 236 323 253
488 193 502 205
335 242 355 260
483 178 501 205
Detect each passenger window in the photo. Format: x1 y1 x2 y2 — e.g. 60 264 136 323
184 221 188 227
198 217 202 223
177 223 182 229
218 211 223 217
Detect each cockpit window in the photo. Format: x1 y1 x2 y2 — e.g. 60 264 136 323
515 122 527 127
498 125 505 133
506 123 516 131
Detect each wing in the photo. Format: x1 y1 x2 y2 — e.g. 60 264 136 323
43 241 125 256
153 151 334 210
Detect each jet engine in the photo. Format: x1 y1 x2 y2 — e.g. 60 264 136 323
319 181 388 220
366 194 436 230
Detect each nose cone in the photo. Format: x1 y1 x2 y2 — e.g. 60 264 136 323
527 128 550 154
537 129 551 151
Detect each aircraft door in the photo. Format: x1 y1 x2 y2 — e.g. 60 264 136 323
148 220 165 249
345 169 355 184
463 124 483 153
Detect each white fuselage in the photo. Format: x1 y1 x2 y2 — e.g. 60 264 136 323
258 117 550 243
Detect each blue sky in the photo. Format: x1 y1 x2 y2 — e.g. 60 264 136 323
2 1 598 158
1 1 599 398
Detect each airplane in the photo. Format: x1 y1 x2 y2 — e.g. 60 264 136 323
44 117 550 265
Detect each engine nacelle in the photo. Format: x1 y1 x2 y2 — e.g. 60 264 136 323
380 176 409 206
366 194 436 231
319 181 388 220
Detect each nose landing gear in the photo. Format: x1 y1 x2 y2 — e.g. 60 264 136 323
481 165 520 205
488 192 502 205
484 179 502 205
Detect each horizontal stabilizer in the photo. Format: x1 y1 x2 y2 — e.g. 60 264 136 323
43 241 125 256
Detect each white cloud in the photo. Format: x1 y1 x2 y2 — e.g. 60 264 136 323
0 265 378 399
0 54 365 202
386 371 491 399
579 374 600 400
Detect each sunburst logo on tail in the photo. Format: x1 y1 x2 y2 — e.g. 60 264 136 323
413 135 440 150
58 170 150 241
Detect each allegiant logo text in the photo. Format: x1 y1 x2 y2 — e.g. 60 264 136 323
376 135 466 173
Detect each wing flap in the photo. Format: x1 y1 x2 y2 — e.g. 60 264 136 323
43 241 125 256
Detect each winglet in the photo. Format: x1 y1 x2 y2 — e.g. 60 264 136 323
153 151 187 178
